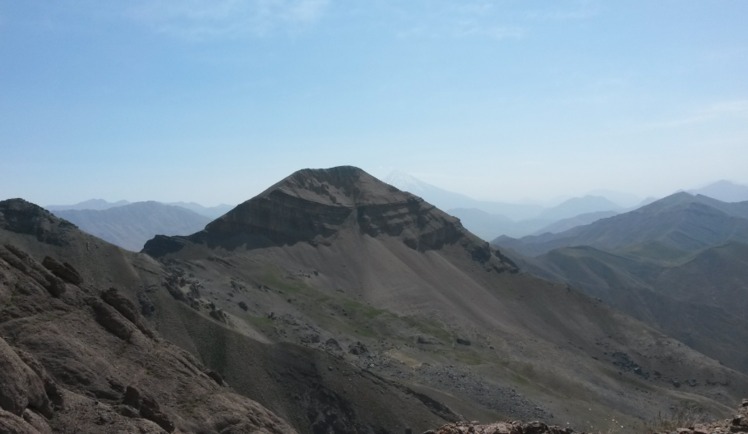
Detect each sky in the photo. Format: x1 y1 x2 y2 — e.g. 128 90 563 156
1 0 747 206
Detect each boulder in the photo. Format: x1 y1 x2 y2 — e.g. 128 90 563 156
41 256 82 285
0 337 51 417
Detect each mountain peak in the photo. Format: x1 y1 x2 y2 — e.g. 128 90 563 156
265 165 406 207
144 167 517 272
690 179 748 202
187 165 463 250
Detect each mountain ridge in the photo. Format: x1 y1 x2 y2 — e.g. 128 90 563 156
493 193 748 373
52 201 211 252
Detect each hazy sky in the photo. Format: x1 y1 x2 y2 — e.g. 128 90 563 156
2 0 747 206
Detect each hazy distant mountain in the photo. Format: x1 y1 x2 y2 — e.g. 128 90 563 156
531 210 619 235
449 196 622 240
52 201 211 251
495 192 748 260
689 180 748 202
385 171 543 220
446 208 518 240
46 198 130 211
586 189 643 208
388 172 625 240
493 192 748 373
168 201 234 218
538 195 621 221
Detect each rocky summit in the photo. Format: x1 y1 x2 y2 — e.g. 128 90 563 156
144 166 518 273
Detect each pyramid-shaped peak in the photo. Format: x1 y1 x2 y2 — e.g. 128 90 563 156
260 166 409 207
143 166 517 273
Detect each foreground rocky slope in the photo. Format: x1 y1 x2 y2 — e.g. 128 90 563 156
142 166 748 432
0 199 295 433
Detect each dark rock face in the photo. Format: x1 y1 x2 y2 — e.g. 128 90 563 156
193 166 466 251
0 199 76 246
122 386 175 432
41 256 82 285
0 337 52 418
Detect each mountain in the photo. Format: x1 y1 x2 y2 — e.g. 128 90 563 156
690 180 748 202
167 201 234 219
141 166 748 431
46 198 130 211
4 168 748 433
537 195 622 221
492 193 748 373
385 171 543 220
2 197 473 433
531 210 619 235
445 208 516 240
385 173 623 240
0 199 296 433
495 192 748 261
51 201 211 252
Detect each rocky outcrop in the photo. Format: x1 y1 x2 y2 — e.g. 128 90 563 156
0 198 77 246
0 337 52 418
41 256 82 284
427 420 575 434
653 399 748 434
430 400 748 434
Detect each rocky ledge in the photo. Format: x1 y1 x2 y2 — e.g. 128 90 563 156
652 399 748 434
426 399 748 434
425 420 574 434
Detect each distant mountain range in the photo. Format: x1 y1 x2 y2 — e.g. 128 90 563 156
51 201 212 251
47 199 233 219
384 171 544 220
689 179 748 202
387 173 748 241
493 192 748 373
